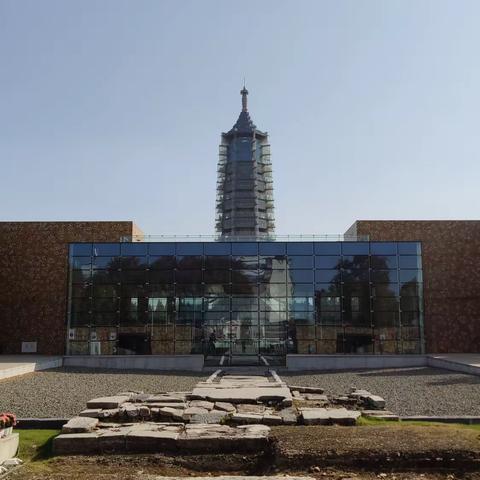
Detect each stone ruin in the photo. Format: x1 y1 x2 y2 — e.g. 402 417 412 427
54 372 395 455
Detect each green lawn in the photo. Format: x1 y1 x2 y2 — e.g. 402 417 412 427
17 429 60 462
357 415 480 431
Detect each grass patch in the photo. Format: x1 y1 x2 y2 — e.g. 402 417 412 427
17 429 60 462
357 415 480 431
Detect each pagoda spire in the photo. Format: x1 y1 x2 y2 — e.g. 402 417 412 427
240 83 248 112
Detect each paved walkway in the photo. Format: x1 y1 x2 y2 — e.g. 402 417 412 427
0 355 62 380
428 354 480 376
190 370 293 404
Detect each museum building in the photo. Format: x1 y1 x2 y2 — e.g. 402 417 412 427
0 89 479 367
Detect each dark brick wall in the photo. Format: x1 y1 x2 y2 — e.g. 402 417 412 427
0 222 140 355
348 220 480 353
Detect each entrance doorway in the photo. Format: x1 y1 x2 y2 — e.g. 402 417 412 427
203 313 287 366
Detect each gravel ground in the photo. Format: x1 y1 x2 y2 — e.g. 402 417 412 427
0 367 205 418
281 367 480 416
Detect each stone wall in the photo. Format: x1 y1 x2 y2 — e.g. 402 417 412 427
348 220 480 353
0 222 141 355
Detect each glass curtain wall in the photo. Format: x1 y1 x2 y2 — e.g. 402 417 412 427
67 241 424 364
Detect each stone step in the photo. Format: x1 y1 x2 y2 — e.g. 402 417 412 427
53 423 271 455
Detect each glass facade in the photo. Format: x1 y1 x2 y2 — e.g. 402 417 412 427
67 241 424 365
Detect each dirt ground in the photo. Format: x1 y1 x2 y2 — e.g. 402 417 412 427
8 424 480 480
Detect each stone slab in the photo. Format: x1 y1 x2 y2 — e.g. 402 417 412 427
191 386 292 404
279 407 298 425
125 429 180 452
231 413 264 424
62 416 99 433
215 402 236 412
158 407 185 421
262 414 283 425
189 400 215 410
301 408 361 426
236 404 265 414
288 385 325 394
189 410 228 424
87 396 130 409
53 433 99 455
304 394 328 402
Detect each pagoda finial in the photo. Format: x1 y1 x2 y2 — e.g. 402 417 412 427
240 83 248 112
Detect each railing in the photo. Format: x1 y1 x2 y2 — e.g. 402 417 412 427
120 234 370 242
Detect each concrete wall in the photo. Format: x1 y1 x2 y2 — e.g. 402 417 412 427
347 220 480 353
286 354 427 371
63 355 204 372
0 221 142 355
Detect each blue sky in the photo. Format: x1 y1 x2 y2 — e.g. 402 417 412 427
1 0 479 235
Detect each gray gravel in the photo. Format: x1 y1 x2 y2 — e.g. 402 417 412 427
281 367 480 416
0 367 205 418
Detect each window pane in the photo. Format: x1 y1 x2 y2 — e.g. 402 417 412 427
318 296 341 311
399 256 422 269
259 283 287 297
291 283 314 296
370 242 397 255
260 297 287 311
315 282 341 295
93 243 120 256
205 256 231 269
93 256 118 269
400 282 422 296
121 243 147 256
315 256 341 269
176 284 203 296
259 242 286 255
371 270 398 283
342 283 369 296
204 242 231 255
175 270 202 283
399 270 423 283
232 297 258 311
288 297 314 311
149 256 176 269
287 242 313 255
341 255 369 269
204 284 231 296
400 296 422 311
232 256 258 269
287 256 314 269
371 255 398 269
289 270 314 283
148 243 175 255
342 269 369 282
259 269 286 283
342 242 369 255
231 283 257 295
177 255 203 269
398 242 421 255
204 297 230 311
232 270 258 283
373 311 399 327
372 283 399 297
176 243 203 255
231 242 258 255
314 242 341 255
204 270 230 283
72 257 92 270
148 270 173 283
373 297 399 311
71 244 92 256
